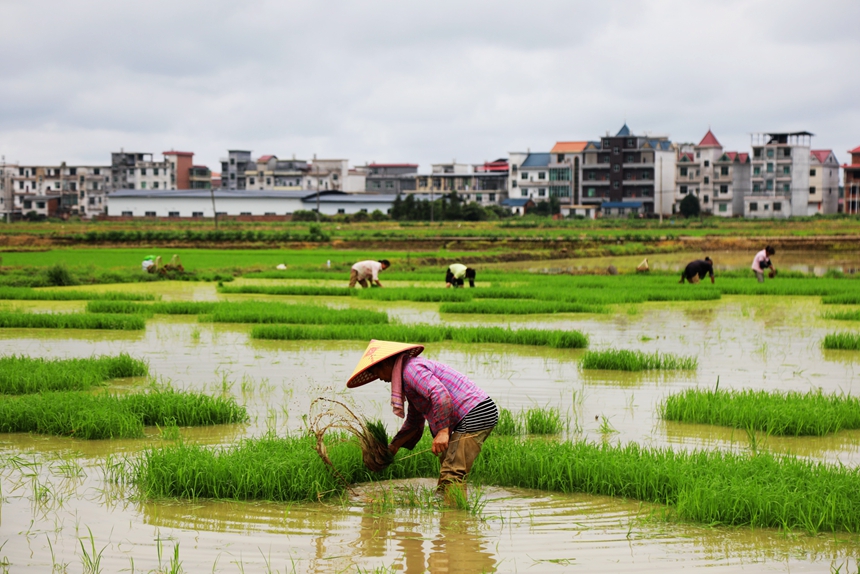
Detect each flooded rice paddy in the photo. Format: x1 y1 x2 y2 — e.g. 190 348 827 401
2 275 860 572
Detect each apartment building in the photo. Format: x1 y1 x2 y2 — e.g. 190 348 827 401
842 145 860 215
549 142 586 206
1 162 110 218
414 160 508 206
675 130 749 217
220 150 253 190
746 132 812 218
808 150 839 215
581 124 675 216
239 155 348 192
364 163 418 194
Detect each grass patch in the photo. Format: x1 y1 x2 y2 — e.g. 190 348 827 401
440 300 607 314
218 285 354 297
525 406 565 434
821 309 860 321
356 288 472 302
0 389 248 439
581 349 698 371
660 388 860 436
250 324 588 348
0 287 156 301
132 432 860 533
822 332 860 350
0 312 146 330
822 293 860 305
86 300 218 315
0 353 148 394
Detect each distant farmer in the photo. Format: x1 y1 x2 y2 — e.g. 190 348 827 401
751 246 776 283
349 259 390 288
445 263 476 288
679 256 715 284
347 340 498 488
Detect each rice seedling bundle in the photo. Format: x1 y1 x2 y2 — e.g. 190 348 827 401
0 287 156 301
821 309 860 321
0 389 247 439
581 349 698 371
218 285 355 297
439 300 607 315
0 312 146 330
660 388 860 436
200 302 388 325
250 323 588 349
86 301 218 315
133 432 860 533
822 332 860 351
0 353 148 394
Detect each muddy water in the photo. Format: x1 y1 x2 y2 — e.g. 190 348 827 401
1 281 860 572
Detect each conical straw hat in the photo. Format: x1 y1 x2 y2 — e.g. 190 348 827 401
346 339 424 388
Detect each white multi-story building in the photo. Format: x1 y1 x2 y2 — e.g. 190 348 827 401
414 160 508 206
746 131 812 219
808 150 839 215
675 130 749 217
0 162 110 218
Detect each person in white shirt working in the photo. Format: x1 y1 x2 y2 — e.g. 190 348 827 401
349 259 390 288
445 263 476 288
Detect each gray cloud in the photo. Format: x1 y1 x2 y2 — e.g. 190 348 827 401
1 0 858 170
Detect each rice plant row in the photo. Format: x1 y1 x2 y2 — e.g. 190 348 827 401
822 293 860 305
822 332 860 350
250 323 588 349
0 389 248 439
133 432 860 533
821 309 860 321
0 312 146 330
494 406 566 436
439 300 607 315
580 349 698 371
218 285 355 297
660 388 860 436
0 287 157 301
0 353 148 395
86 300 389 325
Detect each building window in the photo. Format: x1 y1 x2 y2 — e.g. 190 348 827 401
141 182 147 189
612 182 619 189
520 172 528 181
603 139 610 147
587 172 595 180
783 183 790 192
704 176 709 184
810 169 817 176
122 211 132 216
612 147 620 155
720 166 729 175
754 148 762 158
782 166 790 175
627 139 634 147
810 186 816 194
153 182 159 189
774 202 782 211
720 185 728 194
704 160 710 167
703 195 709 204
680 167 687 176
783 148 791 157
680 185 688 194
154 168 159 176
537 189 545 197
766 149 774 158
587 188 596 197
557 154 564 162
750 202 758 211
538 172 546 180
140 168 147 176
754 166 761 176
613 165 620 173
512 181 517 188
763 203 769 210
766 180 773 191
521 190 528 197
145 211 156 217
337 208 345 214
719 203 727 212
168 211 179 217
240 212 251 216
767 163 774 173
249 177 255 185
192 211 203 217
753 183 761 192
266 178 271 186
385 181 394 189
489 193 496 202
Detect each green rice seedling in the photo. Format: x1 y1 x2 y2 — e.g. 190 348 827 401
218 285 355 297
822 332 860 350
200 301 388 325
580 348 698 371
660 388 860 436
79 526 106 574
0 353 148 394
822 293 860 305
525 406 564 435
356 288 472 302
250 323 588 349
439 300 607 315
821 309 860 321
493 408 522 436
86 300 218 315
0 389 248 439
131 431 860 533
0 312 145 330
0 287 156 301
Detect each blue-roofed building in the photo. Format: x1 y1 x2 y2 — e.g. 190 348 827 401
507 152 555 205
581 124 676 217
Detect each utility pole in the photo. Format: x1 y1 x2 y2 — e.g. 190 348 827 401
209 186 218 229
314 161 320 222
658 156 663 224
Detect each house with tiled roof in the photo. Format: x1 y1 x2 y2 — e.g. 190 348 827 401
842 145 860 215
808 150 839 215
675 130 750 217
580 124 675 216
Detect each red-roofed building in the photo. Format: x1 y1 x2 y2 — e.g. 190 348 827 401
808 150 839 214
548 141 587 206
843 146 860 214
674 129 748 217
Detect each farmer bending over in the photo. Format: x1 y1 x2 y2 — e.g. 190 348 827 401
349 259 390 288
347 339 498 488
751 246 776 283
679 257 715 284
445 263 476 288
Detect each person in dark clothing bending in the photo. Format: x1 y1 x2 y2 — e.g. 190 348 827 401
679 257 715 284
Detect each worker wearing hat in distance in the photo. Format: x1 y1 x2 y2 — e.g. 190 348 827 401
347 340 498 488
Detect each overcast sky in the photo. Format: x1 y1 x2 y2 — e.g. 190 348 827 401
1 0 858 173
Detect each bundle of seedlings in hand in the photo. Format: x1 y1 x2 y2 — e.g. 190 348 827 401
307 397 394 488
